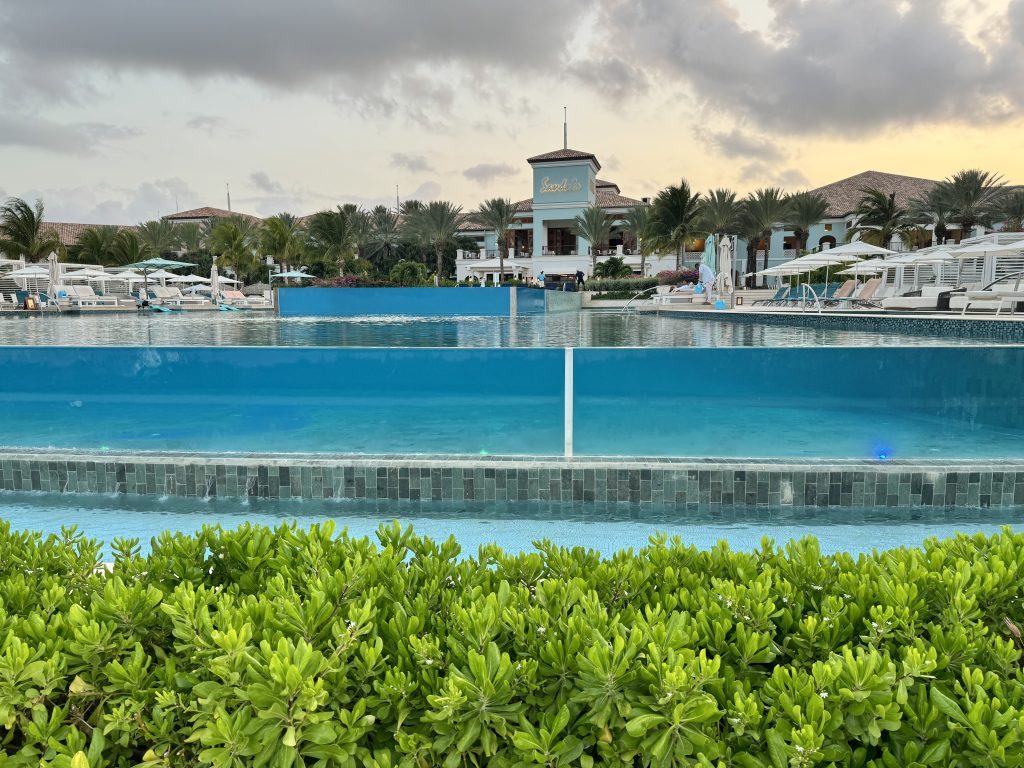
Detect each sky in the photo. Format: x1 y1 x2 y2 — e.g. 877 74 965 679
1 0 1022 224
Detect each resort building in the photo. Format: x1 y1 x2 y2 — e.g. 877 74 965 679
455 148 673 282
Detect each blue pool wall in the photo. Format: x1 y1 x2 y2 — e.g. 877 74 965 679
573 347 1024 457
278 287 550 317
1 345 1022 459
0 347 565 456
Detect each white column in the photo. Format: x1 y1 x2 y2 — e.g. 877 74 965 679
564 347 574 457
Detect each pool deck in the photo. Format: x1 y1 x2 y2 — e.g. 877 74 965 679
2 448 1021 510
648 304 1024 339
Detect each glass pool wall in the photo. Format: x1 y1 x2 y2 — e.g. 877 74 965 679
1 345 1022 460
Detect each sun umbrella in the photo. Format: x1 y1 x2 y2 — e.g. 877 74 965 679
952 240 1024 258
47 253 61 300
7 265 50 277
169 274 210 283
702 235 716 272
716 235 733 296
270 270 314 279
210 262 220 305
63 268 107 279
820 241 896 258
217 276 239 284
123 257 195 304
108 271 147 282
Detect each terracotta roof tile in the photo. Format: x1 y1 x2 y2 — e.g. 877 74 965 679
164 206 261 222
41 222 137 247
809 170 938 217
526 148 601 169
509 189 643 215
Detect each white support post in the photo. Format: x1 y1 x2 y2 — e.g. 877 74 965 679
509 286 517 316
564 347 573 457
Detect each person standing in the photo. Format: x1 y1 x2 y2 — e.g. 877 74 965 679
696 260 715 301
575 270 586 290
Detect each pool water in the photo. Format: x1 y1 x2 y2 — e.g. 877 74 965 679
0 311 1013 348
1 491 1021 557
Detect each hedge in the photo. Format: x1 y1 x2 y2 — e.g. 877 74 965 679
585 277 658 294
0 521 1022 767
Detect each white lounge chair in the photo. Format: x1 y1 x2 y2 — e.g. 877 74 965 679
65 285 119 307
959 285 1024 315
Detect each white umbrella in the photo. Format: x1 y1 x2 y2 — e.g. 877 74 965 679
716 235 733 297
108 271 147 282
47 253 61 299
210 261 221 305
7 265 50 277
146 269 178 279
952 240 1024 258
837 259 886 275
820 241 896 258
169 274 210 283
217 276 239 284
63 268 107 279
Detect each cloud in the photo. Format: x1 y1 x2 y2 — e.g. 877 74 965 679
585 0 1024 136
16 178 196 223
391 153 434 173
462 162 519 185
249 171 284 195
0 113 138 154
0 0 588 120
700 128 784 163
185 115 225 134
739 162 809 189
411 181 442 201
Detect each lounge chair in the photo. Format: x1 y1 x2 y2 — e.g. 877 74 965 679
0 293 18 310
958 285 1024 315
65 285 120 307
149 285 211 307
830 278 882 309
221 289 269 308
881 286 946 311
754 286 788 306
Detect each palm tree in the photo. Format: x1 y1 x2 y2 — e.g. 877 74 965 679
307 207 359 273
471 198 517 284
648 181 704 270
847 189 914 248
0 197 63 262
209 217 258 282
261 214 306 271
175 223 207 259
571 206 614 274
389 259 428 286
785 191 829 252
908 186 952 246
743 188 790 273
136 219 180 257
366 205 403 269
700 188 742 238
622 204 653 275
938 169 1006 240
110 230 154 266
403 201 464 282
71 225 119 265
593 256 632 278
997 190 1024 233
736 203 764 287
399 200 424 216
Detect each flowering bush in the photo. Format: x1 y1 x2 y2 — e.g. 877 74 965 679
314 274 387 288
657 269 700 285
0 521 1022 766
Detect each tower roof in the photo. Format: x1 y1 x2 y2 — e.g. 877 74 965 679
526 148 600 170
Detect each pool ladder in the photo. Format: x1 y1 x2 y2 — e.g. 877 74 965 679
620 285 659 314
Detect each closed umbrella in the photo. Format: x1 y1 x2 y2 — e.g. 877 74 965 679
702 235 716 272
716 235 733 297
47 253 61 301
210 262 220 305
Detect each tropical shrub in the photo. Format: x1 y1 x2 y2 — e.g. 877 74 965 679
593 256 634 279
388 259 428 286
657 269 700 285
0 522 1022 767
586 277 658 294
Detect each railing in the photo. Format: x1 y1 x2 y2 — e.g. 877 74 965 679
620 285 660 314
798 282 823 313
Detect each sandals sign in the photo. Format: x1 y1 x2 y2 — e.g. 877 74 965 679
539 176 584 194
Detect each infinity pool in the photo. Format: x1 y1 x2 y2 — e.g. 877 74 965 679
0 311 1014 347
3 491 1021 556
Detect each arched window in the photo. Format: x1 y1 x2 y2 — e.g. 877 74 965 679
818 235 837 250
